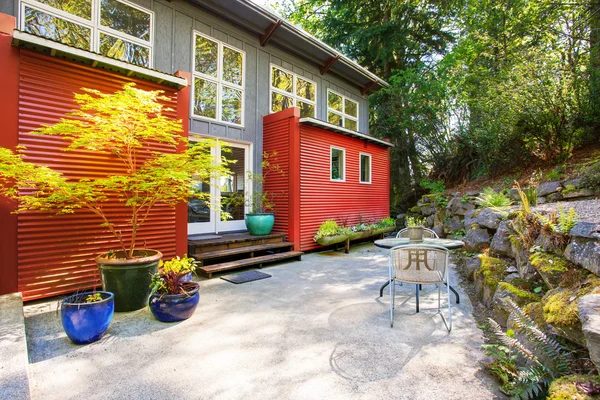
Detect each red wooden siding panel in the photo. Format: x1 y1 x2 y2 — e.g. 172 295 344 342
17 50 180 301
298 124 390 251
262 118 291 236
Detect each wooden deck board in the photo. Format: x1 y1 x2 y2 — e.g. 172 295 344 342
199 251 303 278
192 242 294 261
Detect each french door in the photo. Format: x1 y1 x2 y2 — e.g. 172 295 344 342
187 138 251 235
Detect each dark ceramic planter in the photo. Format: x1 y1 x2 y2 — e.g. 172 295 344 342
149 282 200 322
60 291 114 345
96 250 162 312
245 213 275 236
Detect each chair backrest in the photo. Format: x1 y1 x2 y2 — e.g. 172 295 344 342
396 227 439 239
389 244 449 281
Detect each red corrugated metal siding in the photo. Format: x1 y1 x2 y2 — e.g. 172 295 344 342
298 124 390 251
262 118 291 236
17 50 179 301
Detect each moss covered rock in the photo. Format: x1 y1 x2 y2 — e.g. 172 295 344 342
409 206 421 213
548 375 600 400
529 252 572 289
492 282 540 326
475 255 508 306
541 273 600 345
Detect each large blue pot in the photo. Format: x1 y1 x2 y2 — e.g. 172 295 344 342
245 213 275 236
149 282 200 322
60 291 114 345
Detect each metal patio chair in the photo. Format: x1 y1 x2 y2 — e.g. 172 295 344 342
389 244 452 332
396 227 439 238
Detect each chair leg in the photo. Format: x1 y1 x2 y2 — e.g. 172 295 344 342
390 279 395 327
415 284 419 313
447 279 452 332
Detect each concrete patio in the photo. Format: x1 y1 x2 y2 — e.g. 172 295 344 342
23 243 500 399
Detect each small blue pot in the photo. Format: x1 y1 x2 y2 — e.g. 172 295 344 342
180 272 193 283
60 291 114 345
149 282 200 322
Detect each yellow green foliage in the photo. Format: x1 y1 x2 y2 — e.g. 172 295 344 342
529 253 570 274
543 275 600 326
477 255 507 293
548 375 600 400
498 282 539 304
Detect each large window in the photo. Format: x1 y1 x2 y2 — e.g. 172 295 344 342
330 146 345 182
360 153 371 184
20 0 153 67
270 65 316 118
193 32 245 126
327 90 359 131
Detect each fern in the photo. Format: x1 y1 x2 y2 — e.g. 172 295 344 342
476 187 513 208
557 206 578 235
484 299 572 399
514 181 531 214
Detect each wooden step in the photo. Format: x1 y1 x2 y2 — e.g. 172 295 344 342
192 242 294 263
188 233 286 254
199 251 303 278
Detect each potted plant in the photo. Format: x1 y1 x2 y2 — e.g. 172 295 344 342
0 83 229 311
160 255 197 283
149 263 200 323
228 151 284 236
313 219 349 246
60 291 114 344
406 216 426 241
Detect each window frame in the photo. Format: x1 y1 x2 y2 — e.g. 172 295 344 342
359 152 372 184
327 89 359 131
269 64 317 118
19 0 154 67
192 31 246 127
330 146 346 182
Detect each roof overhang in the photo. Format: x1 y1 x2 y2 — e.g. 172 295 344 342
12 30 188 89
299 118 394 147
187 0 388 94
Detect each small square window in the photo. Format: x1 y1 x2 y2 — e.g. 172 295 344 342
360 153 371 184
331 147 345 181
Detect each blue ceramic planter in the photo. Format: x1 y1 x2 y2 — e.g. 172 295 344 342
179 272 193 283
61 291 114 345
149 282 200 322
245 213 275 236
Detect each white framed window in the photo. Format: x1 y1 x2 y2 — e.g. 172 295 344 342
19 0 153 67
360 153 371 184
270 64 316 118
192 32 245 126
330 146 345 182
327 89 359 131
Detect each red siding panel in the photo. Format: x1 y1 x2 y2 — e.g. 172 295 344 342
263 109 391 252
17 50 180 301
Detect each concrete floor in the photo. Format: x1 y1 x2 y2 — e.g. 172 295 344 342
24 243 501 400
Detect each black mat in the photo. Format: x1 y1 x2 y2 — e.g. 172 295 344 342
220 270 272 284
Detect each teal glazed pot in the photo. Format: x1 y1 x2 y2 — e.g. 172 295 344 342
96 250 162 312
245 213 275 235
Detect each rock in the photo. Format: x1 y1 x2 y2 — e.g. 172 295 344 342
514 248 537 280
537 197 547 204
529 252 571 289
505 266 518 274
578 294 600 371
508 188 522 201
570 222 600 239
464 256 481 281
492 282 540 326
408 206 421 213
464 209 479 231
563 178 583 189
562 188 595 199
464 228 490 252
445 196 459 211
545 192 563 202
503 272 520 283
466 190 479 197
420 205 435 216
432 225 444 238
443 216 464 234
564 237 600 276
474 255 508 306
490 220 513 256
548 375 600 400
476 207 504 230
534 231 566 256
448 196 475 216
396 213 406 220
425 215 435 227
537 181 562 197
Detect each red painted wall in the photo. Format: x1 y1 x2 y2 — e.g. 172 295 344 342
0 18 189 299
263 109 391 252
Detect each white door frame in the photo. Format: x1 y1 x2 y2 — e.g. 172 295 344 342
187 134 253 235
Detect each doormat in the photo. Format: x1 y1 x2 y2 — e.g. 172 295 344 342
220 270 272 284
189 234 222 241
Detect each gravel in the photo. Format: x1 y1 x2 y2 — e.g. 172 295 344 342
533 198 600 223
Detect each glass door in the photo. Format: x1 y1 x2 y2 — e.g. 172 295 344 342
187 138 251 235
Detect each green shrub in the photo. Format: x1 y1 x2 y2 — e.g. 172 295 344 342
476 187 513 208
581 160 600 191
314 220 341 240
406 216 426 227
419 177 445 194
546 165 566 181
378 217 396 227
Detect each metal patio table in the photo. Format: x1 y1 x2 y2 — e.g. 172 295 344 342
374 237 465 304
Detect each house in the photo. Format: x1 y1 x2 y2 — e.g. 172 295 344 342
0 0 391 299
